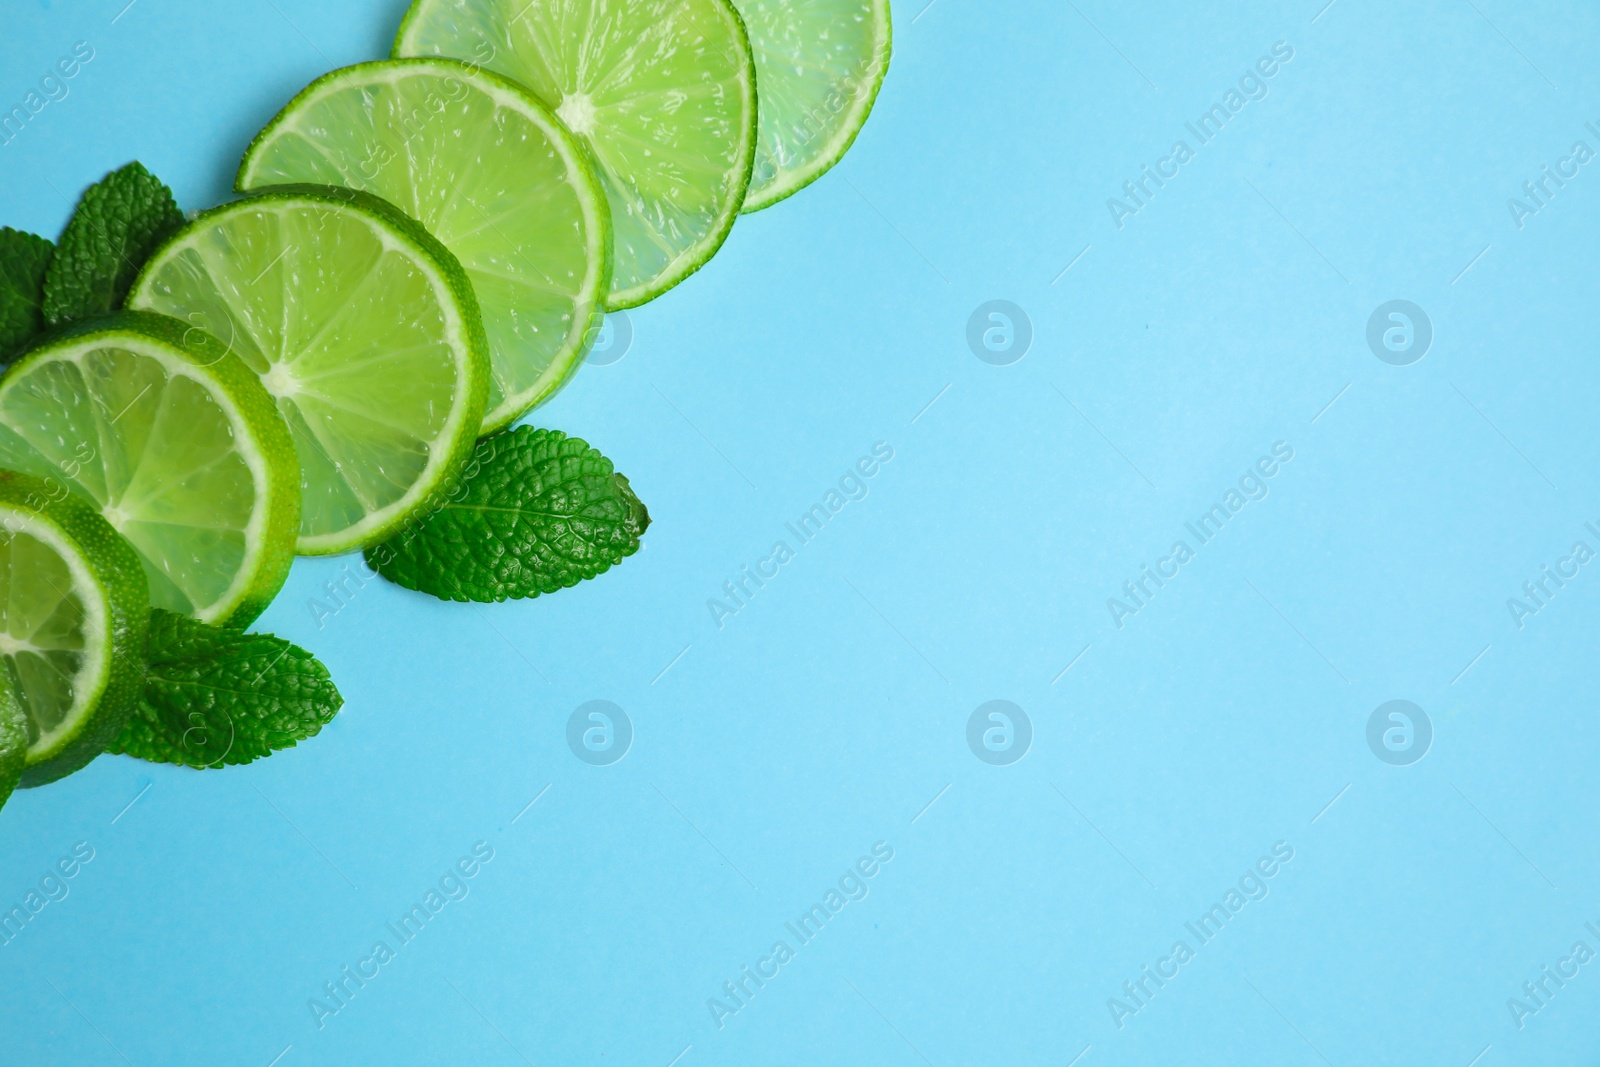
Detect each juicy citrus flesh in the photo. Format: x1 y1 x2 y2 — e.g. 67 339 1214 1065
0 506 106 759
238 59 611 433
0 335 274 622
396 0 757 308
130 194 484 553
732 0 891 211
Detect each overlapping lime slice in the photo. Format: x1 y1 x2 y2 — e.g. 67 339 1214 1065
0 312 298 625
395 0 758 309
237 58 611 433
731 0 891 211
128 185 490 555
0 469 149 787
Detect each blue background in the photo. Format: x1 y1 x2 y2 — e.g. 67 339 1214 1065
3 0 1598 1064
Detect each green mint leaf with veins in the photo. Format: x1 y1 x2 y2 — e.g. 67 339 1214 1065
0 227 54 364
367 427 650 602
43 161 184 325
109 610 343 769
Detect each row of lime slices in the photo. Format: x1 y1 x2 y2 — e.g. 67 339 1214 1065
0 0 890 793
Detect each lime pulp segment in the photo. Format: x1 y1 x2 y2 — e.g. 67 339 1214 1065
0 507 107 763
237 59 611 433
128 187 489 555
731 0 891 212
0 469 150 785
395 0 758 309
0 315 297 625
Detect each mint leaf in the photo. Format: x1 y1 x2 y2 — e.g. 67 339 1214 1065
367 427 650 602
43 162 184 325
108 610 343 768
0 227 53 364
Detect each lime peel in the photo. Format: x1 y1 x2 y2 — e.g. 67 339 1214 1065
0 469 150 787
0 311 299 626
128 185 489 555
236 58 610 432
395 0 759 309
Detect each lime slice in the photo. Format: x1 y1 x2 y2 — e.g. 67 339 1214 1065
0 669 26 808
128 185 490 555
0 469 149 787
0 312 298 625
395 0 758 309
237 59 611 434
731 0 891 212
